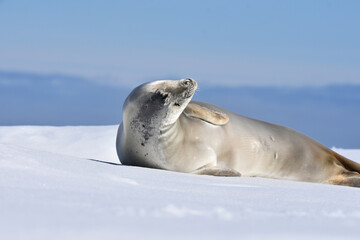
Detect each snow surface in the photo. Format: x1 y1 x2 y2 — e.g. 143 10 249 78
1 126 360 240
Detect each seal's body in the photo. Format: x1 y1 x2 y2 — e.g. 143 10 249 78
117 78 360 187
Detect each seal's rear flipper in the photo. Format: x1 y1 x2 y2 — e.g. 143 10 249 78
325 172 360 188
331 151 360 173
192 166 241 177
184 103 229 126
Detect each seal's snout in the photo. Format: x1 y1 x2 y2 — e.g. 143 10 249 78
179 78 197 99
180 78 197 90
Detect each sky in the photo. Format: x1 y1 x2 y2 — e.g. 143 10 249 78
1 1 360 148
1 0 360 87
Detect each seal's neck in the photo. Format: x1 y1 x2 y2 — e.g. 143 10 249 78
161 100 190 127
158 119 183 146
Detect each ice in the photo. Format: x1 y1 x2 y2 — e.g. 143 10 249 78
0 125 119 163
1 126 360 240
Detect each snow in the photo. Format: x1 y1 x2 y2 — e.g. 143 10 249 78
1 126 360 240
0 125 119 163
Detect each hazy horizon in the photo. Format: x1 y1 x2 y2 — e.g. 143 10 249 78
1 70 360 148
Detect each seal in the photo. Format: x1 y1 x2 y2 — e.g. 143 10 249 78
116 78 360 187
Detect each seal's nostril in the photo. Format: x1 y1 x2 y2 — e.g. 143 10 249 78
182 78 193 87
180 78 196 89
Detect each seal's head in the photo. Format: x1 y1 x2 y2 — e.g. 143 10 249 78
123 78 197 129
118 78 197 168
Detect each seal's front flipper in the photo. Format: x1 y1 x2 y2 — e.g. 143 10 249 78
192 166 241 177
184 103 229 126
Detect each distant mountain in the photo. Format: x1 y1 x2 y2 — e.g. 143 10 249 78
1 70 360 148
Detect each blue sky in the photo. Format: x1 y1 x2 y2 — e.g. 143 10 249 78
1 0 359 87
1 1 360 148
